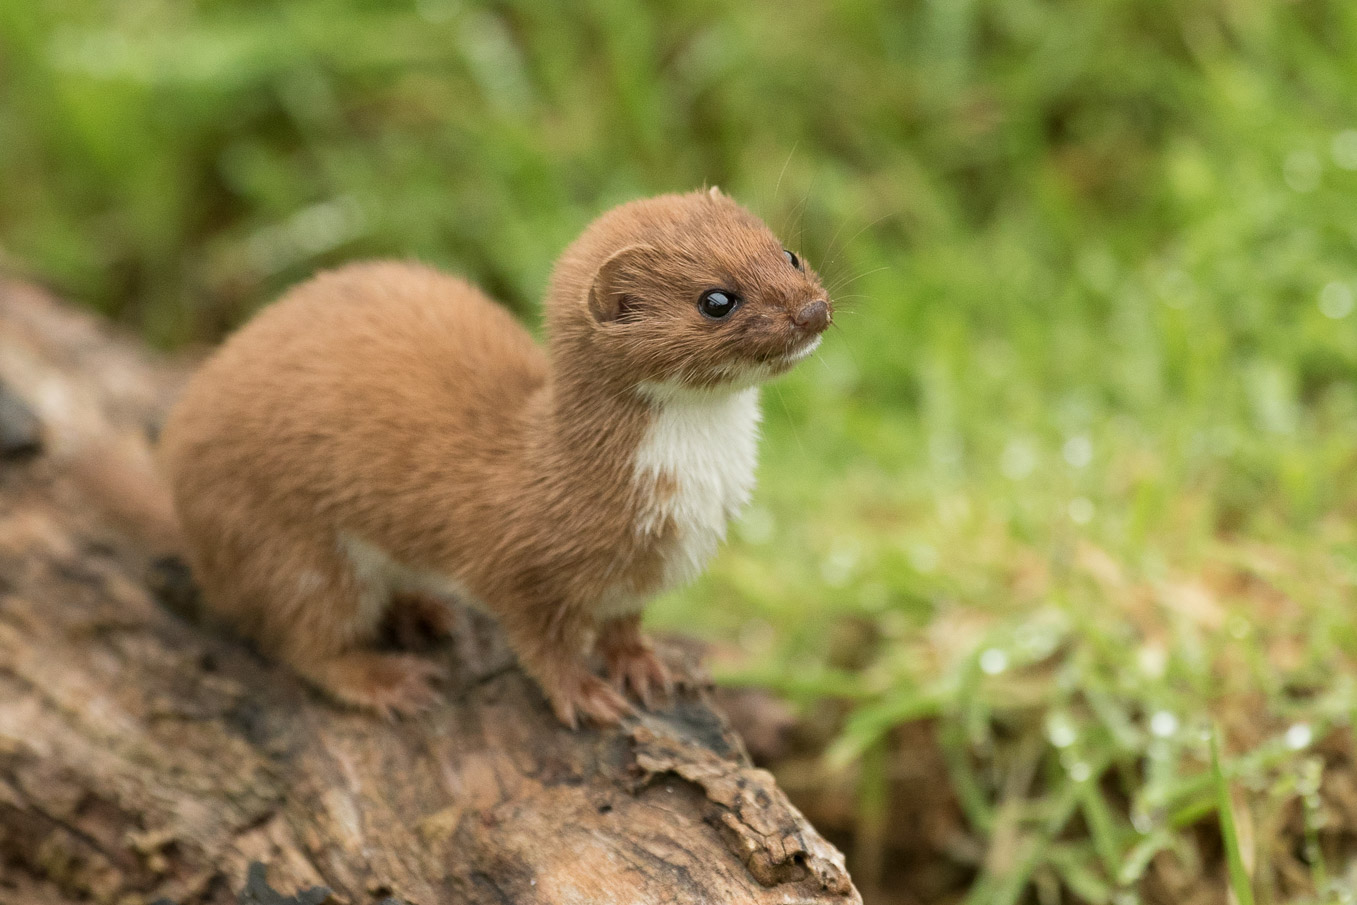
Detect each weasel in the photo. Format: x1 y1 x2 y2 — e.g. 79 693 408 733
157 188 833 726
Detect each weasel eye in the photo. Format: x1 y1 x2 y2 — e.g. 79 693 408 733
783 249 802 270
698 289 740 320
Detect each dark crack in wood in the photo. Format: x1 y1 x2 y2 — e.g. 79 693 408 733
0 379 41 459
239 862 331 905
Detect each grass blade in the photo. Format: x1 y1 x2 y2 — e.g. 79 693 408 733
1210 727 1255 905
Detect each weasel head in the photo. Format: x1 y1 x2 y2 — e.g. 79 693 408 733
547 188 832 392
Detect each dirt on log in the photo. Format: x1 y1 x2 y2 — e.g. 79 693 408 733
0 282 860 905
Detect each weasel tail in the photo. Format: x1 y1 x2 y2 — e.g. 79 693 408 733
66 432 182 555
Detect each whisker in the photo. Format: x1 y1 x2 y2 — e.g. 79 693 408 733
777 173 815 247
773 141 799 206
771 382 807 463
819 200 873 272
792 172 818 260
824 212 894 274
824 321 867 377
827 265 891 296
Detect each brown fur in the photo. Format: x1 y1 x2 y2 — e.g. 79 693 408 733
157 189 831 725
68 435 181 553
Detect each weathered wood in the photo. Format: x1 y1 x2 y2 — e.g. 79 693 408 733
0 282 859 905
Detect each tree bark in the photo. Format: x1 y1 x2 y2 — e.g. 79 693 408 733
0 282 860 905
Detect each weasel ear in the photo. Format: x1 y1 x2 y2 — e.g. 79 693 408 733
588 244 653 324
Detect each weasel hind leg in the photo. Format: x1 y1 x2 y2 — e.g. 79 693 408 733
198 532 447 719
295 650 445 720
283 562 446 719
384 591 458 650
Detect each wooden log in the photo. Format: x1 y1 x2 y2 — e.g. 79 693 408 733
0 282 860 905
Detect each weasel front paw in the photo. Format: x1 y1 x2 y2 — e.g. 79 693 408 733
597 616 673 709
550 672 634 729
602 641 673 709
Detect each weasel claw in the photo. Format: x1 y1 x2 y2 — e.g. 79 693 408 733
552 673 634 728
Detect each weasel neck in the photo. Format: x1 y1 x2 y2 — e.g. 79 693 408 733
531 366 764 457
527 368 649 471
516 352 763 603
629 380 763 494
630 379 763 592
524 365 763 505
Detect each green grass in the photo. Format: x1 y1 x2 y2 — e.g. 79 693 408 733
1214 727 1258 905
4 1 1357 901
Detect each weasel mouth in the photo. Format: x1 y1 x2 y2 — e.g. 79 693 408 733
711 336 824 388
774 335 822 366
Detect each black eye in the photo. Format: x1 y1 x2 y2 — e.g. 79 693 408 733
698 289 740 320
783 249 802 270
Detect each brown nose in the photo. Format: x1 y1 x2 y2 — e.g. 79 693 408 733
793 300 831 333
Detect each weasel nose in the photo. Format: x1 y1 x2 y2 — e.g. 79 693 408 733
793 300 831 333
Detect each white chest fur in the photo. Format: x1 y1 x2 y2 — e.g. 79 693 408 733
632 384 761 594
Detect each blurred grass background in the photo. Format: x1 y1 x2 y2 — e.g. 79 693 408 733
4 1 1357 902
